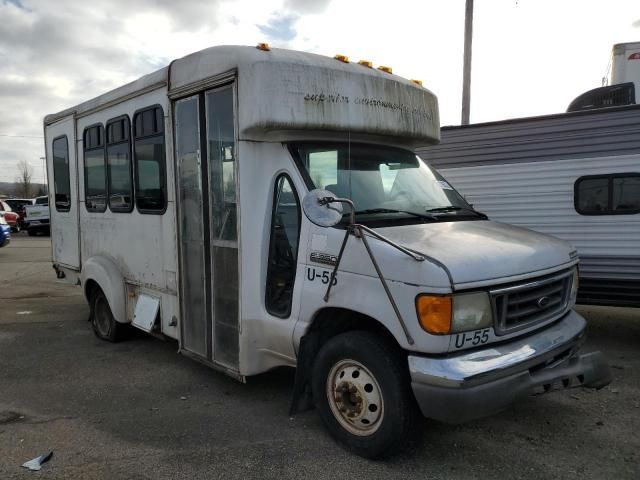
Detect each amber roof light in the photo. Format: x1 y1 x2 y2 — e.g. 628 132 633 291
256 42 271 51
378 65 393 74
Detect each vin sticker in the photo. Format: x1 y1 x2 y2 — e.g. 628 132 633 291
306 267 337 286
454 328 490 349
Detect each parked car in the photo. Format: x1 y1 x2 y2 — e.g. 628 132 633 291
0 200 21 232
5 198 34 230
24 196 50 236
0 213 11 247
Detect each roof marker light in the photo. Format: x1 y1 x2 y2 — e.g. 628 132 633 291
358 60 373 68
378 65 393 74
256 42 271 51
334 54 349 63
411 79 423 87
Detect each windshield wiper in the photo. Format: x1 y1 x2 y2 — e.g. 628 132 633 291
354 208 439 221
425 205 487 219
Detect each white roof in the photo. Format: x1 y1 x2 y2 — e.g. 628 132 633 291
46 45 440 144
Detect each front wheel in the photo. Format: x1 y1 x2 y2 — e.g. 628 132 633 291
312 331 420 459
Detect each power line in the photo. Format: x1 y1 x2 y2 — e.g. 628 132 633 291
0 134 44 139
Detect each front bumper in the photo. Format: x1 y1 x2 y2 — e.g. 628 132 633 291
408 310 611 423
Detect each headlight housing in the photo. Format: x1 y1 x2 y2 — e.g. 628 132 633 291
416 291 493 335
0 214 7 225
570 266 579 303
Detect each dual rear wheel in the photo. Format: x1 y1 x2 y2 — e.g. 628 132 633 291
89 289 126 342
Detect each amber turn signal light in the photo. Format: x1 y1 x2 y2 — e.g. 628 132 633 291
416 295 452 334
256 42 271 51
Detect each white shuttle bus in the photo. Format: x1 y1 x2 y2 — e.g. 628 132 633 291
44 45 611 458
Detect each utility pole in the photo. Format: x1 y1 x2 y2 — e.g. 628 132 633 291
461 0 474 125
40 156 47 194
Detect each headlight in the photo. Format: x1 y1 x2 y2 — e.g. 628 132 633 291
0 214 7 225
570 267 579 301
416 292 493 335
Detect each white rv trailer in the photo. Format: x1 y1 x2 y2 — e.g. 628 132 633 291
605 42 640 96
44 45 610 458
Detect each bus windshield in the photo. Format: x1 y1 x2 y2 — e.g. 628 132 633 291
291 142 480 223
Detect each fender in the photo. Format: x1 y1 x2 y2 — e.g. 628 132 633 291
80 256 127 323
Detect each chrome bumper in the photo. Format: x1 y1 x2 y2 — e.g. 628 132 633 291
408 310 611 423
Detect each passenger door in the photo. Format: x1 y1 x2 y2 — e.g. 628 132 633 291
45 115 80 269
174 85 240 371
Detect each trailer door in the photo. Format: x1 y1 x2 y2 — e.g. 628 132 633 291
46 116 80 269
174 84 240 371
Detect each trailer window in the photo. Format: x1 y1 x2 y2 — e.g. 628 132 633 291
266 175 301 318
575 174 640 215
106 116 133 212
83 124 107 212
133 106 166 213
52 135 71 212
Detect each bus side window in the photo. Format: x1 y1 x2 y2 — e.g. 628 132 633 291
265 175 301 318
106 115 133 213
52 135 71 212
133 105 167 214
83 124 107 212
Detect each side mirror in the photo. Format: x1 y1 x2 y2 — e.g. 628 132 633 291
302 189 344 227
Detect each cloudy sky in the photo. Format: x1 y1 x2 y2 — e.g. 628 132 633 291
0 0 638 182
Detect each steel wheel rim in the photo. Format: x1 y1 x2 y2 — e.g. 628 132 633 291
326 359 384 436
94 297 111 337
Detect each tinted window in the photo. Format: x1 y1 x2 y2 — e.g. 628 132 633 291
84 125 106 212
52 136 71 212
106 116 133 212
134 106 166 213
265 175 301 318
612 176 640 212
575 174 640 215
576 177 608 213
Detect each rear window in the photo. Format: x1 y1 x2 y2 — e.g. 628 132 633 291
52 135 71 211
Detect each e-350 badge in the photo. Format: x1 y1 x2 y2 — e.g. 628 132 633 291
310 252 338 267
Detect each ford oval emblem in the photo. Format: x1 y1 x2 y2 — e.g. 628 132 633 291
537 296 550 308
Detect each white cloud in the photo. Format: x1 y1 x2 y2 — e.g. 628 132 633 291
0 0 638 182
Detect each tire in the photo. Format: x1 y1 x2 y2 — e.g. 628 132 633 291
90 289 126 342
312 330 420 459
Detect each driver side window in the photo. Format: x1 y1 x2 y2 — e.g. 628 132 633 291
265 175 301 318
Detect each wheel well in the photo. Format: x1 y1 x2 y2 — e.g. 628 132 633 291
306 307 400 348
289 307 403 415
84 279 101 303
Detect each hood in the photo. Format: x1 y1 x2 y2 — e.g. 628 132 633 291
377 220 576 286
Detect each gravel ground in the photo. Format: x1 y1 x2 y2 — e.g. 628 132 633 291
0 234 638 479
